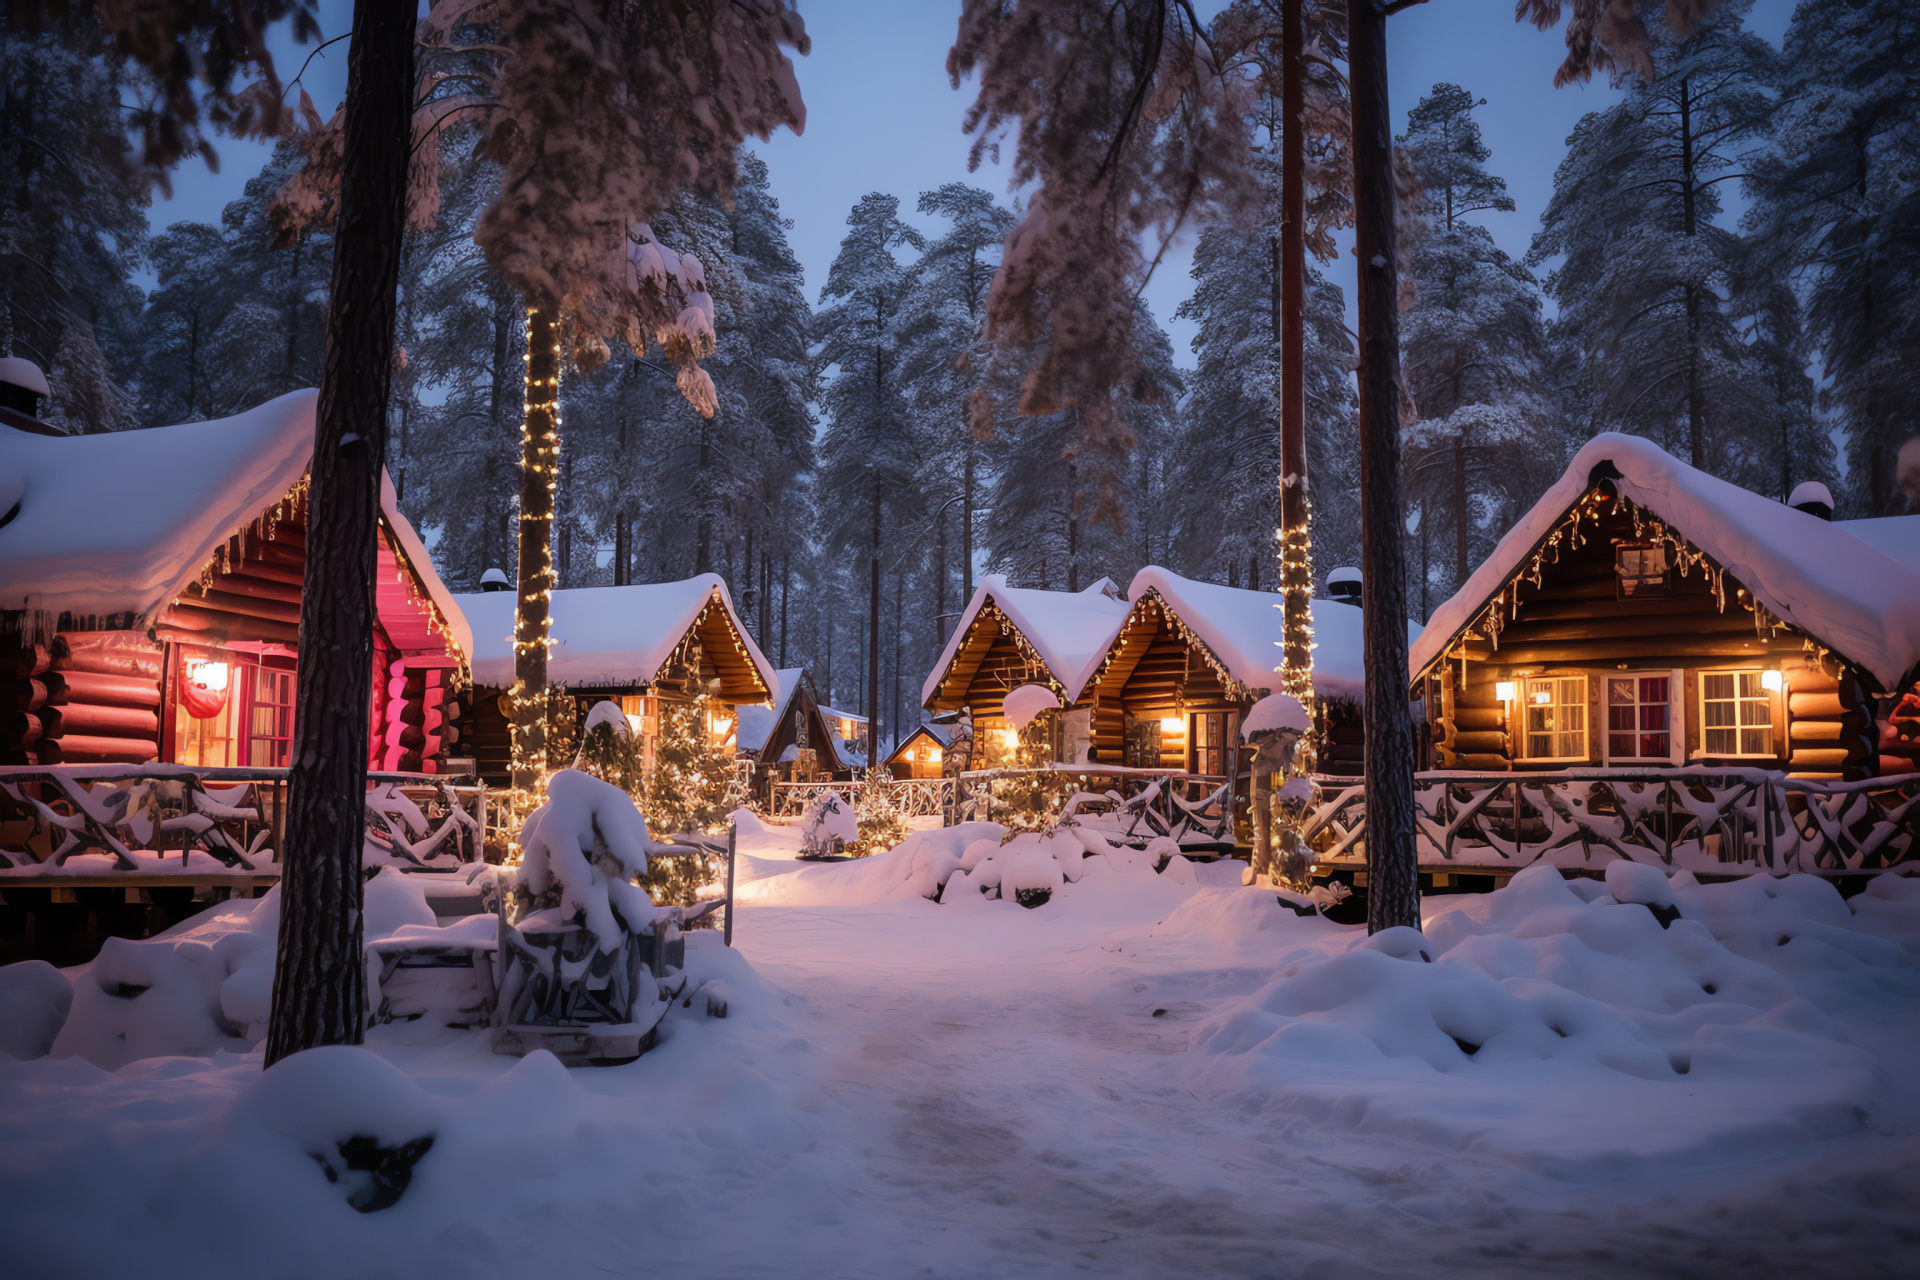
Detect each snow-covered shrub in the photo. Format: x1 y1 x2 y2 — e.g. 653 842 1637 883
513 769 662 948
798 789 858 858
939 830 1088 907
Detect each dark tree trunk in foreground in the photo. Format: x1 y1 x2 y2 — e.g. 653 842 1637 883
267 0 417 1065
513 306 560 793
1278 0 1314 714
1349 0 1420 934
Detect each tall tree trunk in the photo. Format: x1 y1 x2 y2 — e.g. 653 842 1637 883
760 549 772 644
1453 429 1468 584
742 526 756 634
1278 0 1315 714
695 413 713 574
934 502 948 634
1349 0 1419 935
267 0 415 1066
779 553 790 667
962 444 975 604
511 305 560 794
868 480 882 747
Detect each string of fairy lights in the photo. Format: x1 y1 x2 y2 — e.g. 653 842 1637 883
1427 484 1835 683
1276 501 1317 774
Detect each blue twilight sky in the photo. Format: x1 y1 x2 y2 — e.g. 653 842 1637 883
146 0 1796 367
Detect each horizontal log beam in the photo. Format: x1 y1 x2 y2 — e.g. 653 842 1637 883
53 670 160 709
1495 612 1762 645
1465 637 1802 665
48 703 160 738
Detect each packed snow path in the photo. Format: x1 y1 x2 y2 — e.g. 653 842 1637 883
728 885 1920 1279
3 844 1920 1277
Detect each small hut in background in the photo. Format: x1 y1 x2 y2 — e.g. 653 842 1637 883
0 390 472 773
734 667 861 795
920 575 1131 770
451 575 775 787
1409 434 1920 780
883 724 953 779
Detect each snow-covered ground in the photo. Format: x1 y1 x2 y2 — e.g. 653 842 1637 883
4 835 1920 1278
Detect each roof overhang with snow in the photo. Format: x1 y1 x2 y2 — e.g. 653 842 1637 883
1410 433 1920 692
884 724 951 764
454 575 775 701
920 575 1132 710
0 390 471 661
1115 567 1419 702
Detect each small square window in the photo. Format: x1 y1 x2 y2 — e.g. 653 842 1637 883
1616 542 1669 599
1607 675 1672 761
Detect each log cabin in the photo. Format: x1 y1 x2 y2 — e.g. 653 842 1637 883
451 576 777 787
734 667 862 791
1079 567 1420 777
0 391 474 773
919 575 1131 770
1409 434 1920 780
882 724 953 780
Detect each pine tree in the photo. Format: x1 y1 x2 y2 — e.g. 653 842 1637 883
1397 83 1557 616
815 193 926 750
0 11 148 432
1744 0 1920 514
1530 1 1799 492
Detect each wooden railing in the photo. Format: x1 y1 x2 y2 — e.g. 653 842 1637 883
951 766 1233 836
770 777 956 819
1299 769 1920 877
0 764 487 879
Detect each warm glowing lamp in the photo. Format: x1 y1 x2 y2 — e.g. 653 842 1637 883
928 747 942 763
1760 669 1783 692
1160 716 1185 734
190 660 230 693
1531 689 1552 705
1495 681 1516 703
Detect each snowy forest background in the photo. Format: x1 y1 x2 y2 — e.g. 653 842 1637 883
5 0 1916 757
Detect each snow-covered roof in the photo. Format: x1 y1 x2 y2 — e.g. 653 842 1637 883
885 723 952 761
1836 516 1920 576
454 574 775 695
1411 434 1920 690
1124 566 1420 701
733 667 801 755
820 704 867 726
920 574 1132 706
0 389 471 659
0 356 49 396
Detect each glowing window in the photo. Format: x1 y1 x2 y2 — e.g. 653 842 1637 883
1701 671 1774 756
1607 675 1672 762
1523 676 1588 761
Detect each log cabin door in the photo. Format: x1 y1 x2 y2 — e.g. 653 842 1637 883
1190 711 1230 778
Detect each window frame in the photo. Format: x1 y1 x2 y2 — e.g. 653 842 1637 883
1695 668 1779 760
1601 670 1683 766
1614 540 1671 600
1518 673 1591 764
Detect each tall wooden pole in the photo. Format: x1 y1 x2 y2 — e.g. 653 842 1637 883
267 0 416 1065
1278 0 1314 718
1349 0 1420 934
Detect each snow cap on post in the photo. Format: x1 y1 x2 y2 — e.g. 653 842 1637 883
479 567 510 591
1788 481 1834 520
1325 567 1362 602
1242 693 1310 740
1002 683 1061 728
579 700 632 740
0 355 50 396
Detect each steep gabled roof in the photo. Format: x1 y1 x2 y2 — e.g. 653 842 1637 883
456 575 775 697
1123 567 1420 701
0 389 471 659
920 575 1131 707
1411 433 1920 690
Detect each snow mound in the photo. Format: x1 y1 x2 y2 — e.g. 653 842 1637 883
1001 683 1060 728
735 823 1007 906
1190 863 1905 1168
0 961 73 1060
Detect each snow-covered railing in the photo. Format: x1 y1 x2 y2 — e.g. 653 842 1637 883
1300 769 1920 877
950 766 1233 842
0 764 487 878
770 777 955 819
